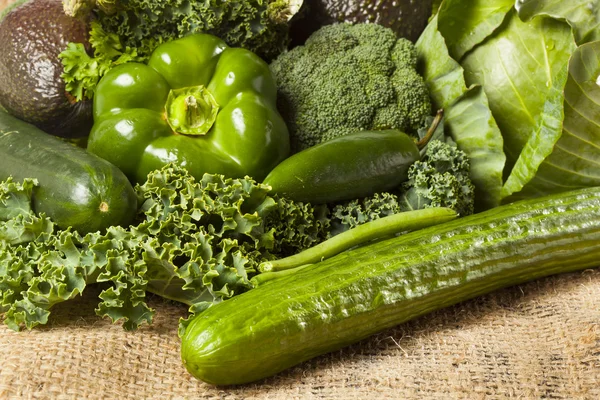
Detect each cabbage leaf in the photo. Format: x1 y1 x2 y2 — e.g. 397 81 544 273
516 0 600 44
459 8 576 197
418 0 600 203
416 13 506 210
511 42 600 199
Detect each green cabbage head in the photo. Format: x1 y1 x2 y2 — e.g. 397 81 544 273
416 0 600 207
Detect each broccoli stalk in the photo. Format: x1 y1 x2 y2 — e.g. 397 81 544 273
270 23 433 152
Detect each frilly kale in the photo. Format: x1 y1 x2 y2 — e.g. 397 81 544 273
59 21 142 102
0 141 474 331
265 197 330 257
60 0 298 101
0 165 327 332
96 0 297 60
328 193 403 237
0 178 54 244
398 139 475 216
329 140 475 233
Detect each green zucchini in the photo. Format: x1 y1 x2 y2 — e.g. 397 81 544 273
181 186 600 385
0 110 137 233
263 129 420 204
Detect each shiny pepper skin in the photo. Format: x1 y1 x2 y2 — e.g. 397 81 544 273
88 33 290 184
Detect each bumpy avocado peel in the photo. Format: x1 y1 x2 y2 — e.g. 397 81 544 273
289 0 434 45
0 0 92 138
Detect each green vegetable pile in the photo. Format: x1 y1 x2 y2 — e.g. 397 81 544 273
329 138 475 233
0 4 478 332
3 0 600 388
0 146 474 332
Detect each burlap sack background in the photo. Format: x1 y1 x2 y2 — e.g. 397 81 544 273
1 268 599 399
0 0 15 12
1 0 600 398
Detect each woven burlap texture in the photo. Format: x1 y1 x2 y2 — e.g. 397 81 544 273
1 0 599 397
1 269 599 400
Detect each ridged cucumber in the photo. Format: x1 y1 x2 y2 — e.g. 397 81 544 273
181 186 600 385
0 110 137 233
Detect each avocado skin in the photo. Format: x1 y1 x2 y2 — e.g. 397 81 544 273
0 0 93 138
289 0 434 45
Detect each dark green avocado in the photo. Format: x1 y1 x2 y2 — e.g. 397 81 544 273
0 0 93 138
289 0 434 45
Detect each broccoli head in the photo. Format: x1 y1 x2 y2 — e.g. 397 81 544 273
270 23 432 152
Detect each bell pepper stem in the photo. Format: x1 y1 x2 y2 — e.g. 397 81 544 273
166 86 219 136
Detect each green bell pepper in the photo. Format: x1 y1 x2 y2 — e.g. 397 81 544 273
87 33 290 184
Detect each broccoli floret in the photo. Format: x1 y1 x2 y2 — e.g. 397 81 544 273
398 140 475 216
270 23 432 152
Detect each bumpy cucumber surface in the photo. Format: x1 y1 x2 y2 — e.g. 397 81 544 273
181 186 600 385
263 129 420 203
0 111 137 233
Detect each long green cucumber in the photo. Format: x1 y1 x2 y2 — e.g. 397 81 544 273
181 186 600 385
0 110 137 233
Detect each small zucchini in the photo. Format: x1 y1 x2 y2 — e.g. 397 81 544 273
262 129 420 204
181 186 600 385
0 110 137 234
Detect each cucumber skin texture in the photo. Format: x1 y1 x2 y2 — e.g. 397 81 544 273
262 130 420 204
0 111 137 234
181 187 600 385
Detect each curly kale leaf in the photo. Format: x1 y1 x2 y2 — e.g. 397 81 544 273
265 197 330 257
328 139 475 234
0 178 55 244
0 165 327 331
60 0 297 101
328 192 403 236
99 0 295 61
1 229 108 330
398 139 475 216
0 177 36 220
59 21 141 102
133 167 277 310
